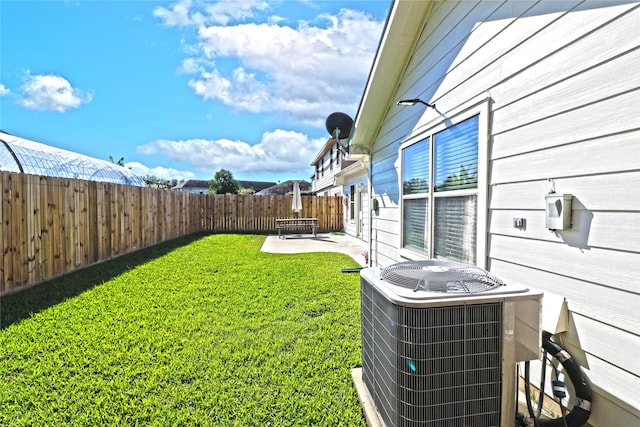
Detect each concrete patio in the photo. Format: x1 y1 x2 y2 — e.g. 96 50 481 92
260 232 368 267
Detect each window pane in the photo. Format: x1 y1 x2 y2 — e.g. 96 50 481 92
434 115 478 192
350 185 355 221
403 198 429 253
434 196 477 263
402 138 430 194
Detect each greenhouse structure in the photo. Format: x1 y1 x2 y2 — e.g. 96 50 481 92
0 131 145 186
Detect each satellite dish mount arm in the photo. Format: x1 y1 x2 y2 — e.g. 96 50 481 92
326 112 354 156
332 128 350 155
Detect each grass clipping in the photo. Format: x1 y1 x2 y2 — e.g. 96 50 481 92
0 234 365 426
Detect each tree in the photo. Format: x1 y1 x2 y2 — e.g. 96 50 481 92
436 165 477 191
109 156 126 167
209 169 240 194
143 175 180 190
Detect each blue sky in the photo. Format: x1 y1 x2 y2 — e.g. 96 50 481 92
0 0 389 183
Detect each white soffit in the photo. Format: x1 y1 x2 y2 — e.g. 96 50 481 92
351 0 434 148
334 161 367 185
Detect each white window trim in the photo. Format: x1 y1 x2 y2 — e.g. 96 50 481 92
398 96 490 268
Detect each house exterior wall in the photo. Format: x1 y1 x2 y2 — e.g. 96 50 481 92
311 140 354 196
311 171 343 196
364 1 640 424
341 174 369 243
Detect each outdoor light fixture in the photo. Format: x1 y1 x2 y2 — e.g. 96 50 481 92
397 98 436 109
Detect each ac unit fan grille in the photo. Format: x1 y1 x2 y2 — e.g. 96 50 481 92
380 260 504 293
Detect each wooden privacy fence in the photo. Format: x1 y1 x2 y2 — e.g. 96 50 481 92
1 171 343 294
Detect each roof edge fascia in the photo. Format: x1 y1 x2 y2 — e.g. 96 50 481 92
335 160 367 178
334 160 367 185
351 0 434 149
310 137 337 166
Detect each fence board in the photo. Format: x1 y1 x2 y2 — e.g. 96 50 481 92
52 177 63 276
1 173 11 292
0 170 343 294
79 183 88 267
63 179 73 271
6 173 15 289
15 173 27 287
26 175 34 284
40 176 51 281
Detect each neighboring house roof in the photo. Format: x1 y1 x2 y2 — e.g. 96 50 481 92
171 180 209 190
255 180 311 195
310 137 333 166
239 180 278 192
310 136 358 167
171 179 277 192
310 137 346 166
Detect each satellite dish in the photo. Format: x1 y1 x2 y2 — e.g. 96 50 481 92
326 112 353 140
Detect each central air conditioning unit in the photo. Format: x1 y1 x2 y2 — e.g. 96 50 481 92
360 260 542 427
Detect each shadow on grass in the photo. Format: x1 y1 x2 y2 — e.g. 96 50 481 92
1 232 209 330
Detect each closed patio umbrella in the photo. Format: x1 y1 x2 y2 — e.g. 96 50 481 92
292 181 302 217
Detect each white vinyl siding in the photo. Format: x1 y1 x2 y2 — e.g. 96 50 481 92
365 1 640 424
311 146 346 196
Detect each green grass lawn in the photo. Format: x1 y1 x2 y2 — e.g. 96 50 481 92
0 234 366 426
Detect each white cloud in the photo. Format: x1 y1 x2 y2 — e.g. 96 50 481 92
19 74 92 112
179 57 204 74
0 83 10 96
136 129 325 179
153 0 194 27
203 0 270 25
267 15 285 25
188 67 269 113
125 161 198 182
159 6 383 127
154 0 270 27
202 14 377 121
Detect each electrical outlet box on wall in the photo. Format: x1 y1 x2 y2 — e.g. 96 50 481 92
545 193 572 231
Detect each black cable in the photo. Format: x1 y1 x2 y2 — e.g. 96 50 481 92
524 361 540 427
551 356 569 427
536 348 548 419
536 331 592 427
